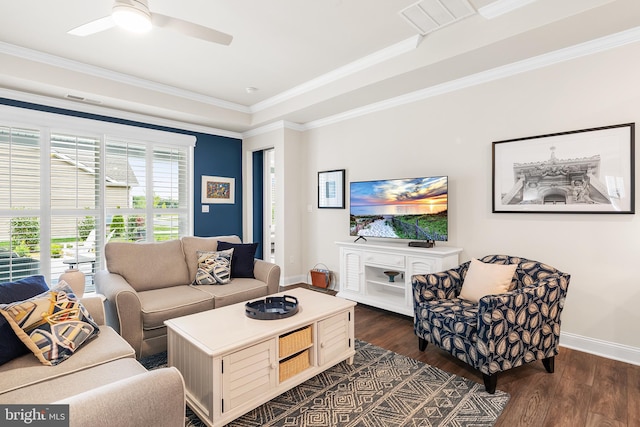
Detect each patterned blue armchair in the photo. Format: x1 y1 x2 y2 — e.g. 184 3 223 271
412 255 570 393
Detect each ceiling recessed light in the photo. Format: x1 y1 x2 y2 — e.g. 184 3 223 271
245 87 259 94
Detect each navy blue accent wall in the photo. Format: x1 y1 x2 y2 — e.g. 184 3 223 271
252 150 264 258
1 97 243 238
194 134 243 237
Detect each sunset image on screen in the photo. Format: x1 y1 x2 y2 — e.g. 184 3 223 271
350 176 448 241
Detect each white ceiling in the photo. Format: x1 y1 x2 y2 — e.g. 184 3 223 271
0 0 638 135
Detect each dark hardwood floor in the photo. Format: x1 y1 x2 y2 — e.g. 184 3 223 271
285 284 639 425
351 303 640 427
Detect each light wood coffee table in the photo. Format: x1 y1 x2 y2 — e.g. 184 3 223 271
165 287 356 427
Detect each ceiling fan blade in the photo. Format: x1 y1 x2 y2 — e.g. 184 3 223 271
151 13 232 45
68 15 116 37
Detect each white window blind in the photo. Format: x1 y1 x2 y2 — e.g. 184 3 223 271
0 105 195 289
50 133 102 288
105 140 190 242
0 126 41 283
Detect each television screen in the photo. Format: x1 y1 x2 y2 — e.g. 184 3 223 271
349 176 448 241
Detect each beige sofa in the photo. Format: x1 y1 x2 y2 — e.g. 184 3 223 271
0 297 185 427
95 235 281 359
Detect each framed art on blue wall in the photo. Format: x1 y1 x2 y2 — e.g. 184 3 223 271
202 175 235 204
318 169 345 209
492 123 635 213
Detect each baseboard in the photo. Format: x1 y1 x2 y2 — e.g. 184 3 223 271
280 274 306 288
560 331 640 366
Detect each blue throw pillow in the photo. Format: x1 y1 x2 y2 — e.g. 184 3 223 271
216 242 258 278
0 275 49 365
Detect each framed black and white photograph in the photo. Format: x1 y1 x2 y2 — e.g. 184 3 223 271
318 169 345 209
201 175 235 204
492 123 634 214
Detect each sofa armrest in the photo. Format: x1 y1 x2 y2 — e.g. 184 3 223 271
56 367 185 427
79 296 106 326
476 273 570 364
94 270 143 356
253 259 281 294
412 261 470 306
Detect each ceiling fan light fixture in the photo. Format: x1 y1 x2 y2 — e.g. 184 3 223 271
112 1 152 33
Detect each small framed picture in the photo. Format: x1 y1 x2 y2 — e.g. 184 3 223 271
492 123 634 213
318 169 345 209
202 175 235 204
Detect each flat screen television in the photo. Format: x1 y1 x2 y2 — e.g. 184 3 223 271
349 176 448 243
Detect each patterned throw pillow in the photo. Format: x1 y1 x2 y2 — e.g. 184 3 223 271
0 275 50 365
0 281 100 366
194 249 234 285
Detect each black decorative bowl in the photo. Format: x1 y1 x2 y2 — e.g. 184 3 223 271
245 295 299 320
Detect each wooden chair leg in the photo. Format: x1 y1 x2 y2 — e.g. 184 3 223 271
542 356 555 373
418 337 428 351
483 373 497 394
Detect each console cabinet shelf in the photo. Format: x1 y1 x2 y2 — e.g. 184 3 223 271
336 240 462 316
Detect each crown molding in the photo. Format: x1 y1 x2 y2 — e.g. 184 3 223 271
0 34 423 120
0 87 243 140
242 120 305 139
477 0 536 19
0 41 250 114
249 35 423 113
303 26 640 130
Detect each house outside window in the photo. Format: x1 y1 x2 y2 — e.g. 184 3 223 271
0 105 195 291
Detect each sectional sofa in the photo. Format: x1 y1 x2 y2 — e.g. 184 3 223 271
96 235 281 358
0 295 185 427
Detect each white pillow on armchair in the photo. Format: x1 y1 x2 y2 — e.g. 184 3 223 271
458 258 517 303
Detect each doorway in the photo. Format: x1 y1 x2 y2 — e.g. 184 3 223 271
264 149 276 263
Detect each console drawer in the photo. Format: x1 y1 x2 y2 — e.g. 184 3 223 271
364 251 404 268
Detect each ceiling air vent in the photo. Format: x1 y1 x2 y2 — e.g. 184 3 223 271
65 94 102 104
399 0 476 35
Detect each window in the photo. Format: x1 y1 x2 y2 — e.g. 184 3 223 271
0 126 41 283
105 140 189 243
0 105 195 290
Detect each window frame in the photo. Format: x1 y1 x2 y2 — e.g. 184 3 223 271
0 104 195 285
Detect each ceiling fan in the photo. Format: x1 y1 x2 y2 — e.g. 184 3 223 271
68 0 233 45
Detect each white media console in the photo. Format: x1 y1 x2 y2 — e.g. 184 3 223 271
336 240 462 316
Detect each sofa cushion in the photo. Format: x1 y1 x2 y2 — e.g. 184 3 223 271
105 240 190 291
194 249 234 285
182 235 242 283
0 282 100 366
216 241 258 278
0 275 50 365
194 278 269 308
137 285 214 330
0 325 134 395
1 357 146 404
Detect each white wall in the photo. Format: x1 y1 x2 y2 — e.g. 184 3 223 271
243 127 306 285
300 41 640 363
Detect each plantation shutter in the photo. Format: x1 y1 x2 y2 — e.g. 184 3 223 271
1 103 195 288
0 126 42 282
105 140 190 243
50 133 102 290
105 139 147 242
152 145 189 241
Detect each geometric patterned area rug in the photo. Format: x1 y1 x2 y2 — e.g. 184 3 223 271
140 340 510 427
